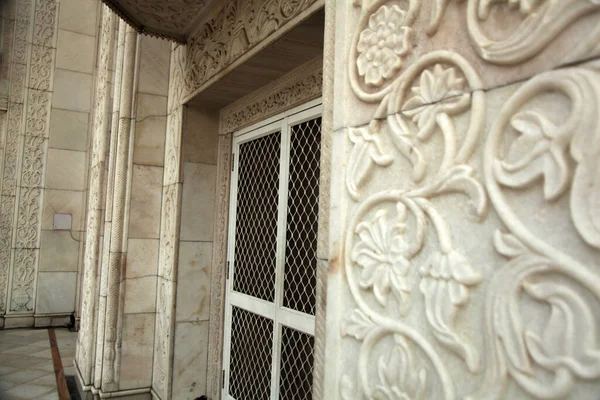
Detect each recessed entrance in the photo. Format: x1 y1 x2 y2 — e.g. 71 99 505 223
222 101 322 400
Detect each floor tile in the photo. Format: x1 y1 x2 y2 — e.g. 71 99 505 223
0 366 18 377
33 392 59 400
2 369 52 384
0 378 19 391
27 373 56 387
3 383 56 399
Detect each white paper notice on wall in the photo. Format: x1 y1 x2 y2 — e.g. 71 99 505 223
53 213 72 230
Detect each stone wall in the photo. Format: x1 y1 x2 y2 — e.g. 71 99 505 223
0 0 100 329
171 105 218 399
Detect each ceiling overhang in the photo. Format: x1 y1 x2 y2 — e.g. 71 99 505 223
100 0 215 43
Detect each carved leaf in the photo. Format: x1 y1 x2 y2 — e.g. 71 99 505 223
493 230 529 258
372 336 427 400
524 280 600 379
495 110 570 200
571 157 600 248
347 122 394 200
435 165 487 218
342 309 376 340
419 251 481 372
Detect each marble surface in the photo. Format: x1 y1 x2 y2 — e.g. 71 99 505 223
0 328 77 400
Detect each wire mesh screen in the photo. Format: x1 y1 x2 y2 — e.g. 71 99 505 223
283 117 321 315
233 131 281 302
279 326 315 400
229 306 274 400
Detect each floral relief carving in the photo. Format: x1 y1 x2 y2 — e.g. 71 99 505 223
10 249 37 312
356 5 413 87
4 104 23 196
20 135 47 188
29 45 55 91
0 196 15 313
25 89 51 137
477 63 600 398
9 63 27 104
341 1 600 398
220 57 323 134
15 187 42 249
33 0 57 47
426 0 600 64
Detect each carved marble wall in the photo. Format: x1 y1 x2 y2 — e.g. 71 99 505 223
324 1 600 399
0 0 100 329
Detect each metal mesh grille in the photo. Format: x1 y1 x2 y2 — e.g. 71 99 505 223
233 131 281 302
229 306 274 400
283 117 321 315
279 326 315 400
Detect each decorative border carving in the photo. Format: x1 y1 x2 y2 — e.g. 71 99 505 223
219 56 323 135
77 5 116 386
183 0 323 102
206 133 232 400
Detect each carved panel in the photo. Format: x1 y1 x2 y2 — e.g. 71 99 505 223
206 133 231 399
32 0 57 47
333 1 600 399
10 249 38 312
0 196 15 313
25 89 51 137
3 104 23 196
9 64 27 105
100 0 213 42
219 56 323 135
29 45 55 91
15 186 42 249
184 0 321 100
20 135 47 188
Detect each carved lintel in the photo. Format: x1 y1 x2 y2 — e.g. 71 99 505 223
219 56 323 135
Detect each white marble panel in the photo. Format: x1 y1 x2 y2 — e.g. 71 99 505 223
41 189 84 231
128 165 163 239
179 163 216 242
124 276 157 314
39 230 79 272
56 30 95 74
137 36 170 97
184 107 218 165
35 272 77 314
126 238 159 278
58 0 98 37
49 108 89 152
52 69 92 113
171 321 209 400
176 242 211 322
133 116 166 167
45 149 86 191
119 313 154 390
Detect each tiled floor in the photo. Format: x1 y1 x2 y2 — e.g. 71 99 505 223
0 328 77 400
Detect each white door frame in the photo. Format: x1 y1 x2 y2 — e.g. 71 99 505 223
222 99 322 400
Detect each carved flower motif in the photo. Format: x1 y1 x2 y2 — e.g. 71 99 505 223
495 110 569 200
402 65 470 137
419 250 482 371
352 205 412 313
357 5 412 86
372 336 427 400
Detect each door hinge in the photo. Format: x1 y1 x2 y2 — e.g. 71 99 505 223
222 370 225 389
226 261 230 279
231 153 234 171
